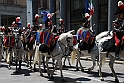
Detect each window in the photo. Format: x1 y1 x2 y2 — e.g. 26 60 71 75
6 0 13 5
42 0 47 9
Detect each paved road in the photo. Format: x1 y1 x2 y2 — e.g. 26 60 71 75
0 58 124 83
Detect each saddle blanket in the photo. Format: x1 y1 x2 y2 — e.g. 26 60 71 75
77 28 92 43
36 30 54 47
4 36 15 47
102 39 116 52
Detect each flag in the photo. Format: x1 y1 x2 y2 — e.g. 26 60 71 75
85 0 94 20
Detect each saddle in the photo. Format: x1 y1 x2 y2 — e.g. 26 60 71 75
102 39 116 52
78 36 95 53
78 41 89 50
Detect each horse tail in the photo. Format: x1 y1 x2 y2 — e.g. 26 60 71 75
6 51 10 63
71 49 76 64
33 45 39 64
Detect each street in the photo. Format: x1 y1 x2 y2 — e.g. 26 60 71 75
0 57 124 83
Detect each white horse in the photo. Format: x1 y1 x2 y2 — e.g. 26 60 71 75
70 30 113 72
33 30 74 80
8 28 24 70
97 30 124 82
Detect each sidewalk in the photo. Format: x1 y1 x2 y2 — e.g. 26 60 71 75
80 56 124 64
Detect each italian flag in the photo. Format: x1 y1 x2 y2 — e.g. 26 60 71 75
85 0 94 20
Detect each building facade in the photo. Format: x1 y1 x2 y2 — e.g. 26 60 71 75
39 0 124 34
0 0 26 27
0 0 124 34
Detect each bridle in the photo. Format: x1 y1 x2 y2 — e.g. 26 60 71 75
13 29 22 49
58 35 73 53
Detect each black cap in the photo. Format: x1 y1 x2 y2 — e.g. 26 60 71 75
114 9 123 15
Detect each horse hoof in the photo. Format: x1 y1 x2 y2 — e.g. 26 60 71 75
100 77 104 81
50 76 54 79
8 67 11 70
76 69 79 71
18 67 21 70
26 64 29 67
47 73 51 77
115 79 119 82
81 69 84 72
40 73 43 76
62 78 66 81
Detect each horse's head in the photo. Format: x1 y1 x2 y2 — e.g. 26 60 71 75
58 31 74 52
13 29 20 43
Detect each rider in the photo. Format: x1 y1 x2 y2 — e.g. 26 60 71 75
113 8 124 60
77 19 94 53
58 18 65 35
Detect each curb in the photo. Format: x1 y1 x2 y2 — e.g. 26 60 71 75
80 57 124 64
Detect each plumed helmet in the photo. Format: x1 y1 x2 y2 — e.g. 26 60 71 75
59 18 64 24
16 17 20 22
35 14 39 19
118 1 124 10
27 23 30 27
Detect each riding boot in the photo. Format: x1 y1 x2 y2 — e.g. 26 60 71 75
115 46 120 60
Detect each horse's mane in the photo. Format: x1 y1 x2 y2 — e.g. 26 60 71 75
59 30 74 41
96 31 109 41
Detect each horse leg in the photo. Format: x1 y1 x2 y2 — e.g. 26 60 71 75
18 60 22 70
7 51 12 70
39 54 43 76
33 64 36 72
76 58 79 71
77 53 84 72
42 54 47 72
58 59 65 81
67 54 71 66
29 51 33 69
38 53 43 76
15 51 18 71
88 53 96 71
109 54 119 82
63 57 66 67
51 60 58 79
99 53 106 81
52 58 55 68
46 57 51 77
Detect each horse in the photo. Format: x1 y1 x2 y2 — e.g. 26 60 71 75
8 28 24 70
71 31 110 71
97 30 124 82
33 30 74 81
21 29 36 68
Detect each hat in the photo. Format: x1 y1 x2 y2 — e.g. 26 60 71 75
35 14 39 19
114 9 123 15
118 1 124 10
